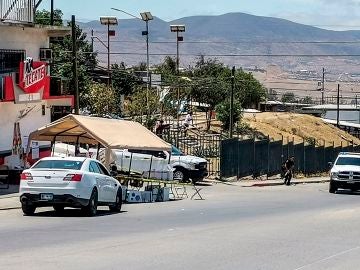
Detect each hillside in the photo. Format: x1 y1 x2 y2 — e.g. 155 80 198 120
243 113 360 147
82 12 360 72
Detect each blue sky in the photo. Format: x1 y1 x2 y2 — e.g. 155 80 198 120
39 0 360 30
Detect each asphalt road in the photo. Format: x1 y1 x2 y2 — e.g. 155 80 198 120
0 183 360 270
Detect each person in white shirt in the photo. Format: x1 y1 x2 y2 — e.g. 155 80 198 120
183 112 193 128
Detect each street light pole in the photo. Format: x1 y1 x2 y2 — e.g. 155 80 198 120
107 23 110 86
146 19 150 115
100 16 118 87
176 31 179 74
111 9 153 117
321 67 325 105
229 66 235 138
170 25 185 145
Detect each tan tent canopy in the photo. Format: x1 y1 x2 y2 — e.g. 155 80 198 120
28 114 171 152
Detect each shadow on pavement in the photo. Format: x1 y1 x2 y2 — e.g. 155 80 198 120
335 190 360 196
29 209 127 217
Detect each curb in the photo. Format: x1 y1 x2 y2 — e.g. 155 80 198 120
0 207 21 211
249 179 330 187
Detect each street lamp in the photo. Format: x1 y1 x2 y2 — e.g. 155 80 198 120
170 25 185 143
100 16 118 86
170 25 185 75
111 8 153 116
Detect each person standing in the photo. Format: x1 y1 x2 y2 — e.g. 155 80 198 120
284 156 295 186
182 112 193 136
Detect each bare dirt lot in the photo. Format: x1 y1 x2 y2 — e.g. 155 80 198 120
243 112 360 146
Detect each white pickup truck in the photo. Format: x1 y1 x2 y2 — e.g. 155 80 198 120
113 146 208 183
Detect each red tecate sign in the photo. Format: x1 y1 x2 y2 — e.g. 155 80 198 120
18 57 49 94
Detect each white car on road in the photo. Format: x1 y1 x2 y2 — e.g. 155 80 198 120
20 157 123 216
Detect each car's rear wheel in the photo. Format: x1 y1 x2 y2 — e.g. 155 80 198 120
53 205 65 213
22 203 36 216
109 188 122 213
329 181 337 193
82 189 98 217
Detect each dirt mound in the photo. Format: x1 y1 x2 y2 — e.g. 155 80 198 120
243 112 360 147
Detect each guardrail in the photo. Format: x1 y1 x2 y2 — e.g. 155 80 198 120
0 0 35 23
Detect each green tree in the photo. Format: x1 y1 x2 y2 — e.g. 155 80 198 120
235 70 267 108
268 89 278 101
127 88 160 129
35 9 63 26
281 92 296 103
35 9 97 109
215 100 243 131
300 96 313 104
111 63 142 115
87 83 116 115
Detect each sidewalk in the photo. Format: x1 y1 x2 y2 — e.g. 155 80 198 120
0 185 20 210
235 176 329 187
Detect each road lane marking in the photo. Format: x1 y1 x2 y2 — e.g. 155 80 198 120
293 246 360 270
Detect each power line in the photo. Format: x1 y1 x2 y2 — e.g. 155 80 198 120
94 51 360 57
91 39 360 45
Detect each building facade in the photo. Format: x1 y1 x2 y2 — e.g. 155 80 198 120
0 4 73 172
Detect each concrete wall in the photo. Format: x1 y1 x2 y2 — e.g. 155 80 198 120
0 101 51 153
0 24 49 59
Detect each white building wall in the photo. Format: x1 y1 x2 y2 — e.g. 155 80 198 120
0 25 49 58
0 101 51 152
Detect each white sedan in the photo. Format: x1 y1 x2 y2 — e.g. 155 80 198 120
19 157 123 216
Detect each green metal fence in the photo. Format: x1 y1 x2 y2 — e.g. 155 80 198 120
220 138 360 179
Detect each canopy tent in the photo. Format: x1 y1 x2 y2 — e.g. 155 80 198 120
26 114 171 166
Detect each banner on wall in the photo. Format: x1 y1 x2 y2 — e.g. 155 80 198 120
18 57 48 94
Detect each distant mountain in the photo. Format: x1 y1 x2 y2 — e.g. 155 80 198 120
80 12 360 75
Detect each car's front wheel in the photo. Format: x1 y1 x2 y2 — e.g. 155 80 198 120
109 188 122 213
82 189 98 217
329 181 337 193
22 203 36 216
174 168 189 183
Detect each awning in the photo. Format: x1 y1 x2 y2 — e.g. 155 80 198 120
27 114 171 166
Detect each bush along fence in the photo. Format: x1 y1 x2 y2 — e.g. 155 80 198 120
220 137 360 180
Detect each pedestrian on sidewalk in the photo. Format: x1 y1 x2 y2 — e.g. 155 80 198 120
283 156 295 186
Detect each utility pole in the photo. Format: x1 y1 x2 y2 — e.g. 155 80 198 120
107 23 110 87
145 20 150 117
229 66 235 138
321 67 325 105
71 15 79 115
50 0 54 25
337 84 340 127
91 29 94 52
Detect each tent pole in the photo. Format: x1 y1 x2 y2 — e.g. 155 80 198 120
51 136 57 156
75 136 80 156
148 155 153 179
96 143 101 160
128 152 133 175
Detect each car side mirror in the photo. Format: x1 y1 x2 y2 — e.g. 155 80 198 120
328 162 333 168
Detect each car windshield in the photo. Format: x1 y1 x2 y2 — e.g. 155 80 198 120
32 160 83 170
171 146 183 156
335 157 360 166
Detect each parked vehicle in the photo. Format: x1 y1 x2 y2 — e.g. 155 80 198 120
329 152 360 193
19 157 123 216
113 146 208 183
